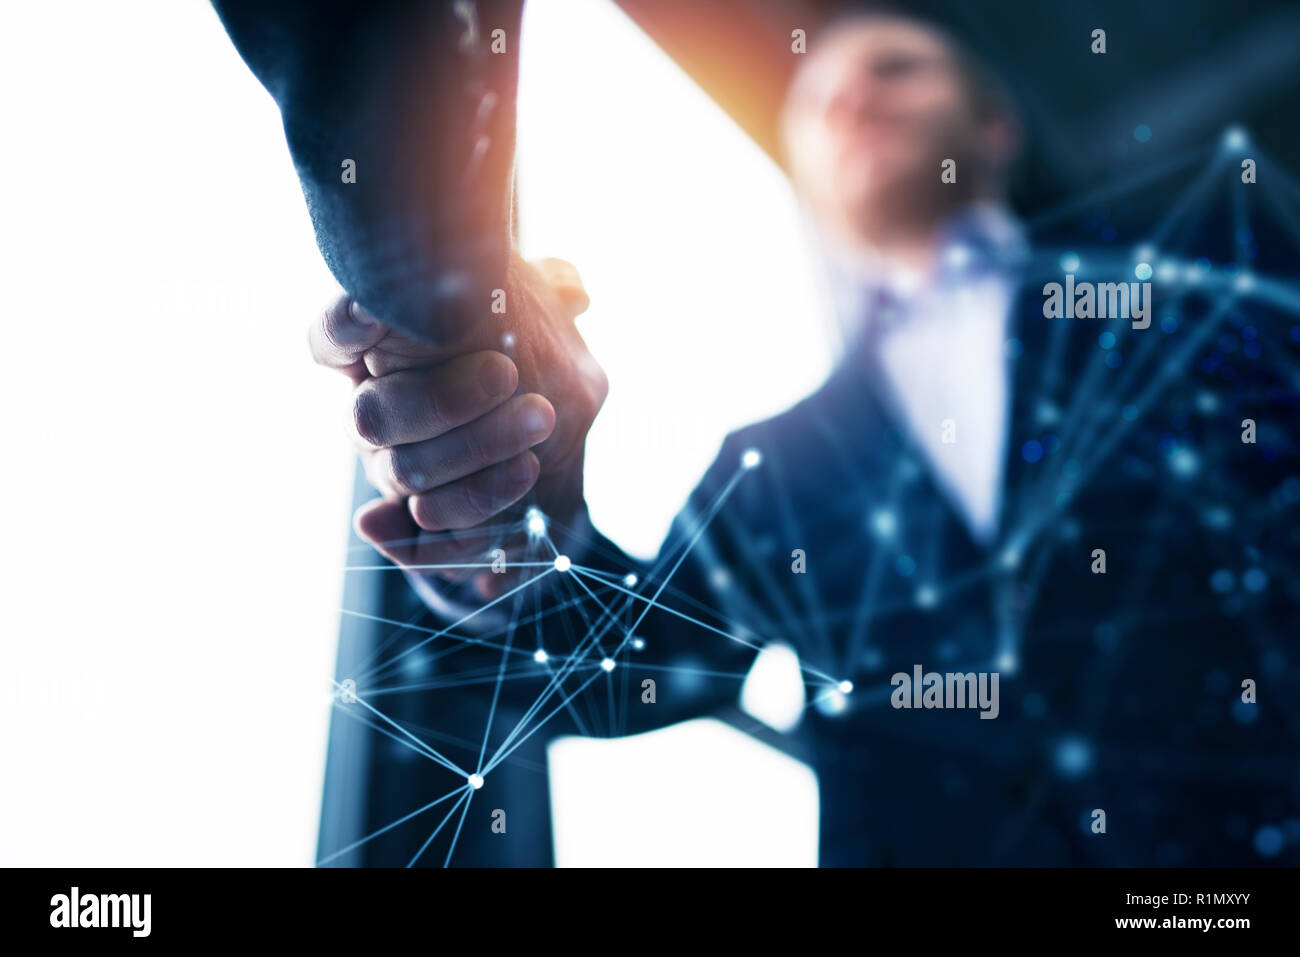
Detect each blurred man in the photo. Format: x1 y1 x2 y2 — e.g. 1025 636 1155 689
314 13 1297 866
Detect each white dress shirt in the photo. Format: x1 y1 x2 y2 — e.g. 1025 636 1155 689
821 203 1027 547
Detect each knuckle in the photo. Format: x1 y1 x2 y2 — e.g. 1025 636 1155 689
352 386 387 447
578 375 606 422
458 419 487 465
317 297 350 356
409 494 441 531
421 370 450 433
385 447 425 496
459 481 494 524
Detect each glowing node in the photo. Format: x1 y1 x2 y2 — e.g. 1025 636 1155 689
533 648 548 664
996 651 1019 673
1054 737 1093 778
631 638 645 651
600 657 616 673
999 547 1021 570
1223 126 1248 150
553 555 571 572
915 584 938 608
623 573 638 587
1168 445 1200 479
1134 262 1152 281
838 680 854 694
1235 272 1255 293
1134 244 1155 262
525 506 547 536
1060 252 1080 273
502 332 516 349
816 688 848 716
870 508 897 539
741 448 762 470
468 774 484 790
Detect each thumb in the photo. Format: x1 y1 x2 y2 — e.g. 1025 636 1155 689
531 257 590 319
309 295 391 384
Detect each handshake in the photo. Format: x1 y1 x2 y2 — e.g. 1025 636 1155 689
310 251 607 600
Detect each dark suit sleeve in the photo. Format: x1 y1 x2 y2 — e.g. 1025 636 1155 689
540 432 768 738
211 0 522 344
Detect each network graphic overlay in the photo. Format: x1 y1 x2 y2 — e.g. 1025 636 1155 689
320 128 1300 867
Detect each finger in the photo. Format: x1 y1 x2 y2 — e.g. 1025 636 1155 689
353 499 484 572
353 498 420 566
408 450 540 532
532 257 590 317
351 350 519 449
309 296 390 384
353 499 524 582
472 565 535 601
364 393 555 498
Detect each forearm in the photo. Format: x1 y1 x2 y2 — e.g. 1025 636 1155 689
212 0 523 344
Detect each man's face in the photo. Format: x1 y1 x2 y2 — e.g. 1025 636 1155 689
783 18 998 242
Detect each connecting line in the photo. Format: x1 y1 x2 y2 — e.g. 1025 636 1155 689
339 608 525 667
336 681 470 778
488 543 639 752
483 464 764 768
344 561 557 572
1027 145 1212 230
334 703 543 775
568 566 758 650
476 565 531 773
521 544 595 739
844 466 908 675
569 566 839 686
332 701 473 765
348 605 442 682
549 564 611 733
483 574 636 769
1010 294 1239 552
1232 160 1251 266
407 788 472 868
1038 252 1237 481
316 785 468 866
483 667 606 777
551 556 613 661
1258 154 1300 250
630 661 769 681
1148 150 1230 249
366 665 575 696
355 568 555 684
407 586 603 668
443 788 476 868
484 598 622 767
1257 145 1300 208
607 465 749 659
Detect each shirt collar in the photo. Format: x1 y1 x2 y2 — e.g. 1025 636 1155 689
816 202 1027 354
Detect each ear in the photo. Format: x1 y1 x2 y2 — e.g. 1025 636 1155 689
530 257 590 318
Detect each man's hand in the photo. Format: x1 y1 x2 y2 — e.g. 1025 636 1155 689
310 253 607 599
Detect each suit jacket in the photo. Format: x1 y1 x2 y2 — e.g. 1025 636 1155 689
327 255 1299 866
